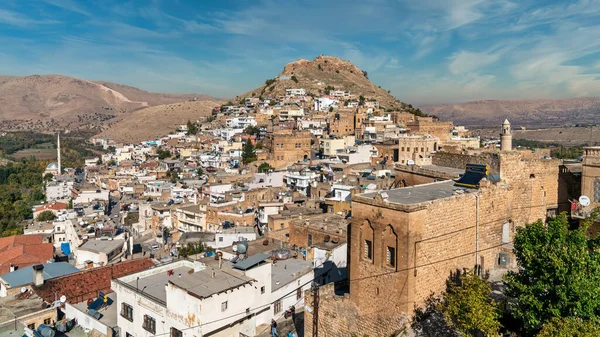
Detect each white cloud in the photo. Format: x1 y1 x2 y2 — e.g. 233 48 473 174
385 57 402 69
0 9 60 27
42 0 90 16
448 50 501 75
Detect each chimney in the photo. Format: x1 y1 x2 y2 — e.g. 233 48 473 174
32 264 44 286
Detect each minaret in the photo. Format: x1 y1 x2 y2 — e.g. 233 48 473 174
57 132 62 176
500 119 512 151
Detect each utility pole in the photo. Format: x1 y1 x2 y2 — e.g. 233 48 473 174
311 282 320 337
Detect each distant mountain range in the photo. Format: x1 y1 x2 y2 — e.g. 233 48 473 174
0 74 218 133
420 97 600 127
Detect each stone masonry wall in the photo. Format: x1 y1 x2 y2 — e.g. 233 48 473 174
304 283 408 337
432 152 501 175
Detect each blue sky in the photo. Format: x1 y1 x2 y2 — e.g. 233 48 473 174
1 0 600 105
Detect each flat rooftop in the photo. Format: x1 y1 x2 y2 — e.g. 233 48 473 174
127 266 192 304
0 294 46 324
357 180 476 206
290 214 348 233
177 203 203 213
79 239 125 254
220 238 288 256
72 292 118 328
271 259 313 291
420 165 465 177
169 268 253 299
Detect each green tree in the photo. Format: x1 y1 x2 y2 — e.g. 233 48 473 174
96 157 102 165
359 95 365 102
504 212 600 335
442 270 501 337
291 75 298 83
43 173 54 181
538 317 600 337
241 141 257 165
157 149 171 160
36 210 56 222
14 200 32 220
258 162 273 173
186 120 198 135
244 125 260 136
197 167 204 177
329 107 334 112
168 170 180 183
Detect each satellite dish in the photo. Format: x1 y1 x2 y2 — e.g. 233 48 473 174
60 295 67 303
407 160 415 166
580 195 591 207
20 287 27 293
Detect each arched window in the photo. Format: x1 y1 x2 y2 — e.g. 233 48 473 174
383 224 398 269
361 220 374 262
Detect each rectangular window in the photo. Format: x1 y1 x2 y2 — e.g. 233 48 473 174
44 318 52 325
297 288 302 300
364 240 373 260
274 300 282 314
143 315 156 334
421 147 424 152
401 147 404 152
170 327 183 337
219 237 223 242
221 301 228 312
121 303 133 321
594 179 600 202
387 246 396 267
502 223 510 244
261 286 265 294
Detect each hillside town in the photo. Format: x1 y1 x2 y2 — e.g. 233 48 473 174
0 84 595 337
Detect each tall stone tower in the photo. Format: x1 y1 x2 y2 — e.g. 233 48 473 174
57 132 62 176
501 119 512 151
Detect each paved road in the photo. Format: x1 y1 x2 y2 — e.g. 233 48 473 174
109 195 120 221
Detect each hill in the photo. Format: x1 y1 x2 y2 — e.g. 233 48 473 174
239 55 402 109
94 100 223 144
95 81 215 106
0 74 216 132
420 97 600 127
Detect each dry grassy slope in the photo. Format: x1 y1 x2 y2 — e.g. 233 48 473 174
240 55 401 109
95 100 224 144
95 81 216 106
0 75 146 122
0 75 217 132
420 97 600 127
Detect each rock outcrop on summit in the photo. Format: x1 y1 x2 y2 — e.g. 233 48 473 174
239 55 402 109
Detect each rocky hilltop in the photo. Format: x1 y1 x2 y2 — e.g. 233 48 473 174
420 97 600 127
0 74 215 132
240 55 402 109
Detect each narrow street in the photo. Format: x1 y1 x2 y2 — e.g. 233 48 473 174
256 311 304 337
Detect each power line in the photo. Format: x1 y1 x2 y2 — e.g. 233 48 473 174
147 239 514 336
